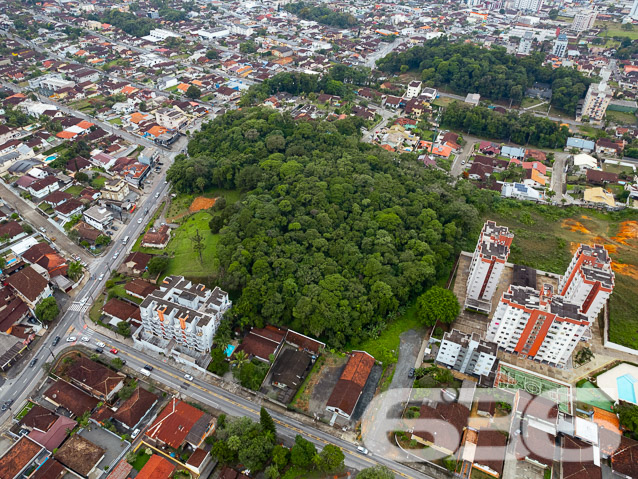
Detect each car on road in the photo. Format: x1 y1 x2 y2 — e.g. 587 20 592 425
95 348 103 354
408 367 415 378
155 192 160 198
81 337 89 342
52 336 60 346
29 358 38 368
98 273 104 281
131 428 141 439
1 400 13 411
461 160 466 165
357 446 369 455
143 365 153 371
110 348 119 354
67 336 77 342
137 218 142 224
184 374 194 381
112 252 119 260
96 341 105 347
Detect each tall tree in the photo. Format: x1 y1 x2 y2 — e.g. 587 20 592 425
35 297 59 323
415 286 460 326
260 407 276 435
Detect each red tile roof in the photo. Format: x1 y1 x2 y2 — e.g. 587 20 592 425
43 379 99 417
611 436 638 479
0 436 42 479
146 398 206 449
66 356 125 400
562 435 601 479
112 387 158 429
326 351 375 417
136 454 175 479
5 266 49 303
29 458 66 479
0 221 24 240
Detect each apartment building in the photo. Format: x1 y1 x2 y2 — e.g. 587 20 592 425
578 82 613 123
465 221 514 313
101 178 130 202
82 205 112 231
155 108 188 131
552 33 568 58
139 276 231 352
405 81 422 100
571 11 597 32
517 32 534 55
558 244 614 322
435 330 499 385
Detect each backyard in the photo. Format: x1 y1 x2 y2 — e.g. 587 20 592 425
481 202 638 350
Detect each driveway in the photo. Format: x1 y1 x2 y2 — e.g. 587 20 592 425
389 329 423 390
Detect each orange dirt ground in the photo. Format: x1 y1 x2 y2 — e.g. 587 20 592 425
189 196 216 213
612 263 638 280
561 219 591 234
612 221 638 246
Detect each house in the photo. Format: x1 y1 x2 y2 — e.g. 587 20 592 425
101 178 130 202
583 187 616 208
125 279 157 299
54 199 84 223
215 86 240 102
271 348 311 391
501 182 543 202
21 243 68 278
326 351 375 420
41 190 72 208
20 405 77 452
468 162 493 180
101 298 141 328
121 251 152 276
66 356 125 401
472 429 506 477
29 458 67 479
82 205 112 231
501 146 526 160
5 265 52 309
525 149 547 163
91 152 116 170
405 80 422 99
611 436 638 479
524 169 548 188
112 387 158 431
567 137 595 151
234 326 286 362
586 169 618 185
43 379 99 417
595 138 623 156
0 436 45 479
515 422 555 469
141 225 171 248
0 287 30 333
136 455 175 479
411 400 470 455
145 398 215 450
0 221 27 243
55 435 105 478
573 154 598 171
155 108 188 130
28 176 60 199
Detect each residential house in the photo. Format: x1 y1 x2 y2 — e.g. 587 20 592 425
595 138 623 156
136 455 175 479
566 137 595 152
55 435 105 478
5 265 52 309
82 205 112 231
326 351 375 420
112 387 158 432
91 152 116 170
0 221 27 243
0 436 46 479
41 191 72 208
501 146 526 160
234 326 286 362
405 80 422 99
145 398 215 450
271 349 311 392
215 86 240 102
141 225 171 249
54 199 84 223
479 141 501 156
21 243 68 278
121 252 152 276
28 176 60 199
411 400 470 455
101 298 141 328
501 182 544 202
43 379 99 417
101 178 130 202
583 187 616 208
66 356 125 402
125 279 157 300
20 405 77 452
586 169 618 185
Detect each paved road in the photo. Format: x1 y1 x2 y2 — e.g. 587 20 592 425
450 137 480 177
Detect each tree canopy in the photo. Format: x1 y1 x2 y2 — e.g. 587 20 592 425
35 297 59 323
376 37 592 113
415 286 460 326
284 2 358 28
168 107 483 347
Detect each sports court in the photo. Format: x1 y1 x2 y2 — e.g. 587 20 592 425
496 362 573 413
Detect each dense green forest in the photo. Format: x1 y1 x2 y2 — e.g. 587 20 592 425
376 38 592 114
284 2 358 28
88 10 157 37
168 108 494 346
239 68 372 107
441 102 570 148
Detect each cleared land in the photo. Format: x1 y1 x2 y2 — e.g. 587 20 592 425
482 203 638 350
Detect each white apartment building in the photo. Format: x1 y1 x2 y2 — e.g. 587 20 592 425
510 0 544 12
145 28 181 42
82 205 113 231
155 108 188 131
558 244 614 322
571 11 597 33
436 330 499 383
578 82 613 123
139 276 231 352
465 221 514 313
552 33 568 58
405 81 422 100
517 32 534 55
630 0 638 20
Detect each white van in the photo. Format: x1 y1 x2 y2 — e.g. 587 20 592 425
122 236 129 245
140 368 151 377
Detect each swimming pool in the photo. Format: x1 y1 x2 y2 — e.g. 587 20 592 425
224 344 236 357
617 374 637 403
44 154 57 162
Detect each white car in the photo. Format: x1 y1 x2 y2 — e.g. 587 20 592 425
461 160 466 165
131 428 141 439
184 374 194 381
112 253 118 260
137 218 142 224
96 342 106 348
357 446 369 455
81 337 89 342
155 192 160 198
66 336 77 342
98 273 104 281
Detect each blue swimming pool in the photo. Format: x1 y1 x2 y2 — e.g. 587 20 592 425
617 374 637 403
44 155 57 162
224 344 236 357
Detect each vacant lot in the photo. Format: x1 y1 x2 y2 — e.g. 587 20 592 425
482 202 638 349
605 110 637 126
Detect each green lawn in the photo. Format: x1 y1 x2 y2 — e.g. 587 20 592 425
109 118 123 125
15 401 34 420
482 203 638 349
167 188 242 220
38 203 53 215
63 185 84 197
131 452 151 471
598 28 638 40
575 381 614 412
108 284 143 304
349 302 423 366
605 110 637 127
91 175 107 189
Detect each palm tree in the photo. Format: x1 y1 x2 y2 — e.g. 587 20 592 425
231 350 249 368
68 261 83 281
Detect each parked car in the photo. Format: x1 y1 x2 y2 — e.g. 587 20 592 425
112 226 118 231
131 428 140 439
110 348 118 354
357 446 369 455
52 336 60 346
408 367 415 378
66 336 77 342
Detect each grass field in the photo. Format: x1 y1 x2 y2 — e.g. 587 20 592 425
482 202 638 349
603 163 635 176
63 185 84 197
605 110 637 126
167 188 241 220
598 28 638 40
131 452 151 471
